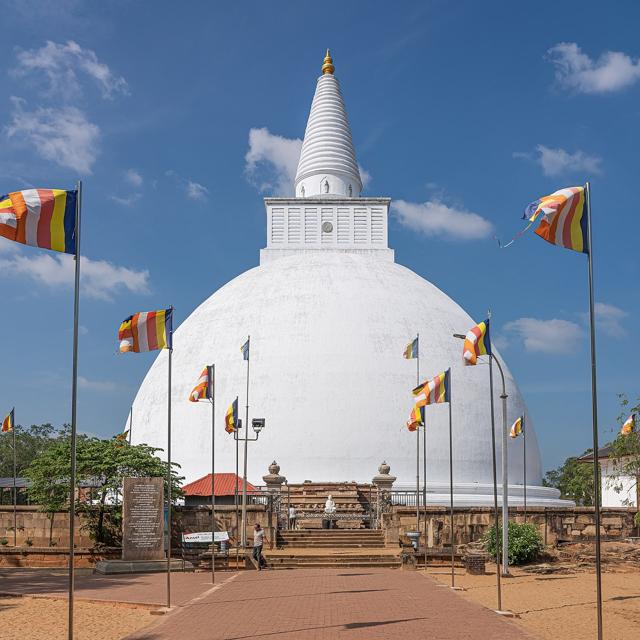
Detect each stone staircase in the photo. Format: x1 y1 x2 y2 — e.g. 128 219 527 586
282 481 377 529
266 529 400 569
277 529 386 548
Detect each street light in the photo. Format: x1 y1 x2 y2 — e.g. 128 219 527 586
240 418 266 548
453 333 510 577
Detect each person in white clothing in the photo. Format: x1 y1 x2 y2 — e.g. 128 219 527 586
253 523 269 570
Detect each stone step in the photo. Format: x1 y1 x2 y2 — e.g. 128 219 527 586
269 562 400 569
278 530 382 536
278 543 387 549
278 536 385 545
266 558 400 569
278 533 383 537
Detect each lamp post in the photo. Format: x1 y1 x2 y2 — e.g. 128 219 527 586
240 418 266 549
453 334 510 577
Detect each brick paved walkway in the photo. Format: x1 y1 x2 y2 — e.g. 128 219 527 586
125 568 537 639
0 569 223 606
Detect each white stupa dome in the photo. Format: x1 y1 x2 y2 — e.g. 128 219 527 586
130 52 566 506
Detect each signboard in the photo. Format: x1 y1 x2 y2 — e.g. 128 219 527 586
122 477 164 561
182 531 230 544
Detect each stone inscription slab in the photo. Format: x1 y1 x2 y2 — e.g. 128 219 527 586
122 477 164 561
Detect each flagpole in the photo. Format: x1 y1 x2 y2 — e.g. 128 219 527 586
13 412 17 547
498 363 509 578
234 412 239 568
128 405 133 445
423 417 427 569
68 180 82 640
416 334 420 530
210 367 216 584
488 346 502 612
523 415 527 523
241 336 250 550
585 181 603 640
166 313 173 610
447 369 455 588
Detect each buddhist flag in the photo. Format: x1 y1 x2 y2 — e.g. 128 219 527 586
510 416 524 439
463 319 491 366
1 409 14 433
0 189 77 254
403 336 419 359
526 186 588 254
621 413 636 437
406 404 425 432
119 308 173 353
413 369 450 406
241 338 250 361
225 397 238 433
189 367 211 402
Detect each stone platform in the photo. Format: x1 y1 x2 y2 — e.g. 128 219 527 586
95 558 191 574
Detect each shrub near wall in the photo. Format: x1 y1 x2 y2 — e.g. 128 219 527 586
484 522 543 565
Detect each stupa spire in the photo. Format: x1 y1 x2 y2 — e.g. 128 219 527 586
294 50 362 198
322 49 334 75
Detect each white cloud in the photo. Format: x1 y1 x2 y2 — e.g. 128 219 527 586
358 165 372 189
245 127 302 195
0 252 149 301
513 145 601 177
165 170 209 202
503 317 583 354
6 97 99 174
78 376 119 392
547 42 640 94
392 199 493 241
186 180 209 202
14 40 128 99
580 302 628 338
110 193 142 207
491 334 510 351
125 169 143 187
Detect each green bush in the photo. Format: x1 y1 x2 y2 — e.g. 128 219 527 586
0 538 8 545
634 512 640 527
483 522 543 565
24 538 33 547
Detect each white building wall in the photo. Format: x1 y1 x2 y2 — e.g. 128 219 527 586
261 197 393 264
600 459 638 507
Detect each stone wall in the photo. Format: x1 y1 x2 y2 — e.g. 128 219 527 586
175 504 270 547
388 506 639 548
0 506 92 548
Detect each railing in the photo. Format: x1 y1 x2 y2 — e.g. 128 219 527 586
389 490 430 508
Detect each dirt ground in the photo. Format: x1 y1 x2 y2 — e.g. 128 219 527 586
426 562 640 640
0 596 152 640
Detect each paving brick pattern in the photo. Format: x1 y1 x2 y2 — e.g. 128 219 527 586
126 568 536 639
0 569 222 606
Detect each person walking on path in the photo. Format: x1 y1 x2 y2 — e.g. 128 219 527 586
253 523 269 570
288 505 297 530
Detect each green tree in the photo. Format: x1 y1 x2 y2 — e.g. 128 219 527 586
609 394 640 523
0 423 58 479
544 453 595 506
26 434 183 546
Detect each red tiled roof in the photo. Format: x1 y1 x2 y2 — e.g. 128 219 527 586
182 473 257 497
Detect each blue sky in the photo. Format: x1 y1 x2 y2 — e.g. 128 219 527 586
0 0 638 473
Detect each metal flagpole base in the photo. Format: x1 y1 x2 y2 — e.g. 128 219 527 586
450 586 466 591
494 610 516 617
150 607 173 616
